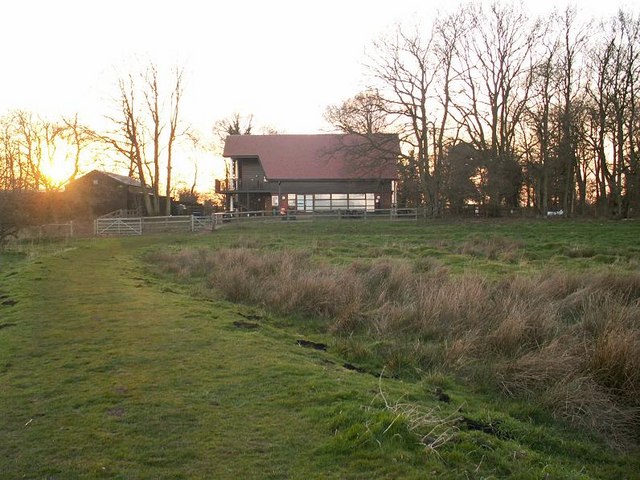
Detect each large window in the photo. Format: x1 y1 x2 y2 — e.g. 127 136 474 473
286 193 377 212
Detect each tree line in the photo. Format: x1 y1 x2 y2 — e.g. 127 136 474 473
2 3 639 221
0 63 186 222
0 111 90 191
326 4 640 218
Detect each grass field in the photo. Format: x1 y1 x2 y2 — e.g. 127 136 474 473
1 219 639 479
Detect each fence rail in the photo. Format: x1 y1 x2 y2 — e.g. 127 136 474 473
93 209 417 236
213 208 418 226
17 222 76 240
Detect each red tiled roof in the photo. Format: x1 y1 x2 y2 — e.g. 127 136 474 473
223 134 399 180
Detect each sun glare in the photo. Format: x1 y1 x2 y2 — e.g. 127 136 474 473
41 141 77 188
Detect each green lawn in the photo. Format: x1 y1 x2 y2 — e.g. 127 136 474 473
206 218 640 274
1 219 638 478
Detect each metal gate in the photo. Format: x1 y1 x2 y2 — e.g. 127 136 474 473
94 217 143 236
191 215 213 231
94 215 214 236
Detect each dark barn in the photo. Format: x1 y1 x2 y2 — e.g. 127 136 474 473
65 170 169 218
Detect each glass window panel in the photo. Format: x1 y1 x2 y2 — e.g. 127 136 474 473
332 198 348 209
349 199 366 208
316 194 330 200
315 199 331 210
288 194 297 203
366 193 375 211
333 193 347 200
349 193 365 200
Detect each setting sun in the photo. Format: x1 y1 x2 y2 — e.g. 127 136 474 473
40 140 78 188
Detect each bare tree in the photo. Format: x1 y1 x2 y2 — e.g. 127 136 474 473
526 35 558 214
454 3 540 210
102 73 154 215
555 7 590 215
183 131 202 201
614 11 640 217
523 7 589 216
361 10 469 215
213 113 253 141
368 25 440 214
60 113 91 187
165 68 183 215
323 91 402 189
325 90 391 134
144 65 162 214
97 62 185 216
142 64 185 216
14 110 43 190
585 10 640 217
431 9 468 214
0 111 89 192
0 113 25 190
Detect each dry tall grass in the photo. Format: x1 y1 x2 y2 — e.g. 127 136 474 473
150 247 640 446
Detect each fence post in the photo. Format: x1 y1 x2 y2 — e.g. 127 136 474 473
190 215 195 232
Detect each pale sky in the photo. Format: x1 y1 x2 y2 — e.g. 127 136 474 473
1 0 637 190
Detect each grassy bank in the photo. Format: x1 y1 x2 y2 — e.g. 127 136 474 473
1 219 639 478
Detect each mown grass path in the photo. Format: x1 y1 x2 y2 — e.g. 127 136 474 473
1 238 390 479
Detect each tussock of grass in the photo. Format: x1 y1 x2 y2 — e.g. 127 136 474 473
151 246 640 443
151 246 640 446
376 372 462 454
457 235 523 262
564 245 598 258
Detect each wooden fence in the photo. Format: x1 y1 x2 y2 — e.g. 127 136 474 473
18 222 76 240
213 208 418 226
93 209 417 236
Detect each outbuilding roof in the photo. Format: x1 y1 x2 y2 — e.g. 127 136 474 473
65 170 143 189
99 171 142 187
223 134 399 181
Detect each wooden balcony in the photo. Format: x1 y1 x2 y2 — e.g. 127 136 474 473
215 178 268 194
